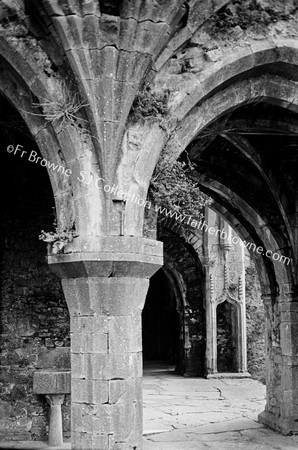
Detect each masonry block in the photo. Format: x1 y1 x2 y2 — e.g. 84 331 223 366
109 378 142 405
72 379 109 404
33 370 71 395
108 313 142 353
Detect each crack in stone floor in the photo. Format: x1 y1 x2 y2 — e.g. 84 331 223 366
142 365 298 450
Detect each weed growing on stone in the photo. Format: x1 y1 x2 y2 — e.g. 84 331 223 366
39 214 78 254
149 148 213 224
0 2 23 29
210 0 292 33
31 81 89 128
21 80 91 142
129 83 169 124
39 228 77 254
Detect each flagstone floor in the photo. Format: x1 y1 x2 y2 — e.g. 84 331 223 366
143 363 298 450
1 363 298 449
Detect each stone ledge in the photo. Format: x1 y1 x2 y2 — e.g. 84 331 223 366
48 237 163 279
0 442 70 449
48 254 163 282
206 372 251 379
33 370 71 395
49 236 163 256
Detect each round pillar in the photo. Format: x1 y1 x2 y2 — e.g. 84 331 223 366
45 394 65 447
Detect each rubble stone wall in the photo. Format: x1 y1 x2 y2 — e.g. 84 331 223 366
0 146 70 441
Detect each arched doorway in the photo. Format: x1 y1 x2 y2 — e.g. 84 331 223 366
216 300 238 373
142 268 180 368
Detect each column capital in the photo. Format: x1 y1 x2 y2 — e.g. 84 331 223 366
200 257 211 267
45 394 65 406
48 236 163 279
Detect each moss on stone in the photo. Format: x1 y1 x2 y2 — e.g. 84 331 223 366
210 0 292 34
129 84 169 124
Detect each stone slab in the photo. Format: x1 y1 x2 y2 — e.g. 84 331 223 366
33 370 71 395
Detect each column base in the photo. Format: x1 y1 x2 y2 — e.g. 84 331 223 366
258 410 298 435
182 371 202 378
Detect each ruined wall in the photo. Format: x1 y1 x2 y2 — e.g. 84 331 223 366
0 143 70 441
245 252 266 383
155 0 298 90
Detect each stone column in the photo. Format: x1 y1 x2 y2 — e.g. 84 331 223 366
205 303 216 375
48 237 163 450
205 273 217 376
45 394 65 447
258 295 298 434
237 302 248 373
238 244 248 373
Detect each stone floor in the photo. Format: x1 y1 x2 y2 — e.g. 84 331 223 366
142 363 298 449
1 363 298 449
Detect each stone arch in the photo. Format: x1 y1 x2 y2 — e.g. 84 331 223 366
142 265 181 364
152 0 233 72
208 201 277 295
0 32 52 100
160 216 205 263
162 264 186 313
124 45 298 432
159 219 207 375
122 44 298 240
123 76 297 319
221 132 293 248
168 75 298 159
215 297 242 373
0 47 109 240
171 41 298 121
124 79 298 238
137 48 298 298
198 179 291 294
0 69 76 232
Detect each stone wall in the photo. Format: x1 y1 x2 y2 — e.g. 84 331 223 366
245 252 266 383
0 143 70 441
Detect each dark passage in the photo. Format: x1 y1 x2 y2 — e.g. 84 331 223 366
142 269 180 364
217 301 237 372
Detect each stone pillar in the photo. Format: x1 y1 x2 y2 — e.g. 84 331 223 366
237 302 248 373
205 271 218 376
258 295 298 434
238 245 248 373
45 394 65 447
48 237 163 450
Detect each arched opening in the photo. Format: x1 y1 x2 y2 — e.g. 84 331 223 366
173 77 297 431
216 300 237 373
0 94 70 441
158 225 206 377
142 268 180 369
140 50 298 431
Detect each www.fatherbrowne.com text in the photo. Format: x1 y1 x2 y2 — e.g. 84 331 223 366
6 144 291 266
